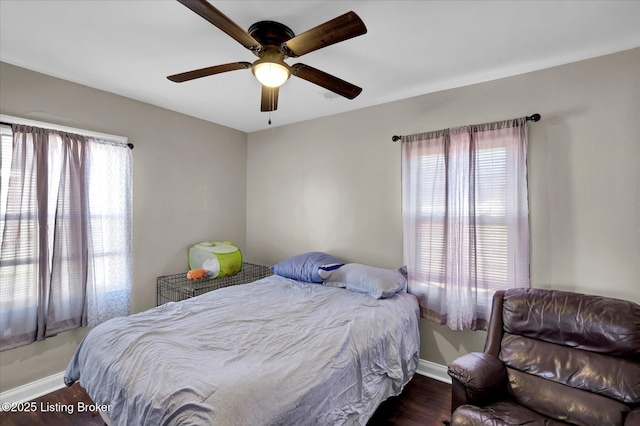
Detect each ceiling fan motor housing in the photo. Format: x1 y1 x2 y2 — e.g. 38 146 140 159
247 21 295 54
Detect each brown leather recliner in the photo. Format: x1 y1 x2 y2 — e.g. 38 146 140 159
447 288 640 426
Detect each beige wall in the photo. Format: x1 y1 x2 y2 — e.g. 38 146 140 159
247 48 640 366
0 62 248 390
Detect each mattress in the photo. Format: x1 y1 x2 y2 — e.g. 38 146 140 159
65 274 420 425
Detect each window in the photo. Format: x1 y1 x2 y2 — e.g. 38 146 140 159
0 116 132 351
402 118 530 330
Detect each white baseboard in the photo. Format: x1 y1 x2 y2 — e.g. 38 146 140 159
0 358 450 405
0 371 66 406
415 359 451 384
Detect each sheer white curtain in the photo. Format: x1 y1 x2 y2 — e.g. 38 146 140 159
85 138 132 326
0 124 131 351
402 118 530 330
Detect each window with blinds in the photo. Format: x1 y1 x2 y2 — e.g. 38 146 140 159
402 118 530 330
0 119 132 351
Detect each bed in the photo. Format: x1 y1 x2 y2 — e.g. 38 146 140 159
65 263 420 425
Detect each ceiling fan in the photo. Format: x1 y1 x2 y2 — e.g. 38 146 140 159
168 0 367 112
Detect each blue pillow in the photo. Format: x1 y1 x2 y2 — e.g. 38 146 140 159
322 263 407 299
270 252 342 283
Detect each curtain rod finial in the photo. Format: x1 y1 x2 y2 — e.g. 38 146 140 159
392 135 402 142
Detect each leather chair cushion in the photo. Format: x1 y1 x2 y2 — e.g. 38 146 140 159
502 289 640 358
500 333 640 404
506 367 630 425
451 401 570 426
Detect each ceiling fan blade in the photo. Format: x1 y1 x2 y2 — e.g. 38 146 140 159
282 11 367 58
177 0 262 51
261 86 279 112
291 64 362 99
167 62 252 82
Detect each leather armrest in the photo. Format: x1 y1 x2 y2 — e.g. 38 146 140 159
625 407 640 426
448 352 507 412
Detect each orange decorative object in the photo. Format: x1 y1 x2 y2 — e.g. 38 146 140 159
187 268 207 280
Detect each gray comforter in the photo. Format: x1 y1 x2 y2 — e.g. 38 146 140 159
65 275 420 425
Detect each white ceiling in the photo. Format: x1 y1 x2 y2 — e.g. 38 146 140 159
1 1 639 133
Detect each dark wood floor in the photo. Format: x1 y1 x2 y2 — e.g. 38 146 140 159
368 374 452 426
0 374 451 426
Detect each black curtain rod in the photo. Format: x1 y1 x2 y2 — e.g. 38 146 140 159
0 121 134 149
391 113 541 142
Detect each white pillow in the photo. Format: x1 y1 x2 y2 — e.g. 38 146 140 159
322 263 407 299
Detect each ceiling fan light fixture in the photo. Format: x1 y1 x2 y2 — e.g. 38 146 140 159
253 61 290 88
